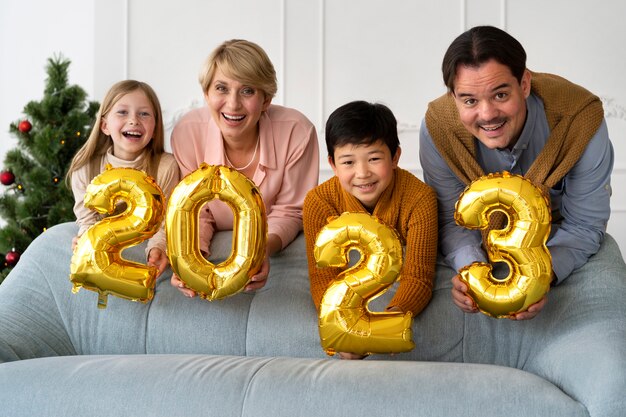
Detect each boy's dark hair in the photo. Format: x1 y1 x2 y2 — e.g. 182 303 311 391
442 25 527 92
325 100 399 163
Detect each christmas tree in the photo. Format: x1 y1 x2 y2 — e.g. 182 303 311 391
0 55 99 282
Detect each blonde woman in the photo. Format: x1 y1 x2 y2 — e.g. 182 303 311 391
170 39 319 295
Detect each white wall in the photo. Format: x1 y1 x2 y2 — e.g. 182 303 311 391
2 0 625 255
0 0 94 166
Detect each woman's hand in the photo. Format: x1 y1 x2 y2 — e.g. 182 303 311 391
171 273 197 298
171 234 282 296
244 233 282 292
245 255 269 291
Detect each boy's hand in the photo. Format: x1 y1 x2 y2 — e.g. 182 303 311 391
336 306 402 360
338 352 368 360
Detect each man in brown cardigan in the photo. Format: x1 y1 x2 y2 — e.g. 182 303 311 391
419 26 614 320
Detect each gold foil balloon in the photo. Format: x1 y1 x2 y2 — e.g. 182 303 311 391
166 164 267 300
454 172 552 318
70 166 165 309
314 212 413 356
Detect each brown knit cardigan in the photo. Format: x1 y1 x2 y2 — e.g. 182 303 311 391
303 168 438 315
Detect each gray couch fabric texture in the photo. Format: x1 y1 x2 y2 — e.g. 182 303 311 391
0 221 624 417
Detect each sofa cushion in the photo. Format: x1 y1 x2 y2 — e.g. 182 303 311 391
0 354 588 417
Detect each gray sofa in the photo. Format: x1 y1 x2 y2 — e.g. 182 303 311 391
0 222 624 417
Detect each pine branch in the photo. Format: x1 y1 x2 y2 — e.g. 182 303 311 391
0 54 98 276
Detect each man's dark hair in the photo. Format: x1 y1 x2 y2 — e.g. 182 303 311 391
442 25 527 92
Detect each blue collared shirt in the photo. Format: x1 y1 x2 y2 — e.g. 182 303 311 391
419 93 614 283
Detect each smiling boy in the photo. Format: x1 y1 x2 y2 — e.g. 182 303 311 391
303 101 438 358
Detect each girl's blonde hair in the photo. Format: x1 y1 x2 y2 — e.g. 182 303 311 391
66 80 164 186
199 39 277 99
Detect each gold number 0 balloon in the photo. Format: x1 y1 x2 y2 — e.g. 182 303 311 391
314 212 414 356
454 172 552 318
166 164 267 300
70 166 165 309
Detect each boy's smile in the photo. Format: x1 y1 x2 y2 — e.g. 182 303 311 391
330 140 400 211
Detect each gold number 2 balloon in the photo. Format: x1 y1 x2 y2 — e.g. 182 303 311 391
70 166 165 309
166 164 267 300
314 212 414 356
454 172 552 318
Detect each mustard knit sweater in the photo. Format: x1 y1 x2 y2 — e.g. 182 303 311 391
303 168 438 315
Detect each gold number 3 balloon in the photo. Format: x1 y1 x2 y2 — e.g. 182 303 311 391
454 172 552 318
70 166 165 309
166 164 267 300
314 212 414 356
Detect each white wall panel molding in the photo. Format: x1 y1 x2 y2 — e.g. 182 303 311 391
397 122 420 133
93 0 126 99
318 0 326 131
122 0 129 79
279 0 286 105
602 97 626 122
463 0 508 30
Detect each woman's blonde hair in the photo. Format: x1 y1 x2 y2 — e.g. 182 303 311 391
66 80 164 186
199 39 277 99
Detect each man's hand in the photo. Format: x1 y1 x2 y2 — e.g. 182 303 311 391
451 274 479 314
508 296 547 320
452 274 548 319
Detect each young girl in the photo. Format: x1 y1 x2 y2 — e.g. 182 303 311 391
66 80 180 277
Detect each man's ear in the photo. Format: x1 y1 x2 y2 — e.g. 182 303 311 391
521 69 532 98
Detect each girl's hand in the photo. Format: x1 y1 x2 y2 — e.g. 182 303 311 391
147 248 169 278
71 236 79 251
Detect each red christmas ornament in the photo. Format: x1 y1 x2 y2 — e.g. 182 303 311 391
18 120 32 133
5 250 20 267
0 170 15 186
